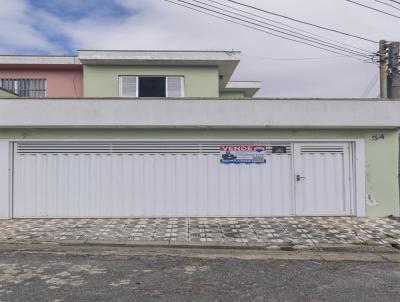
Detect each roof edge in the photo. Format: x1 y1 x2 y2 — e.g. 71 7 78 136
222 81 262 97
0 55 81 65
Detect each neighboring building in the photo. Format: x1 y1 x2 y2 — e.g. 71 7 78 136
0 51 259 98
0 50 399 219
0 55 83 97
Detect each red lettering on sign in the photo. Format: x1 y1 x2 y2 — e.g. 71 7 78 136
220 145 266 151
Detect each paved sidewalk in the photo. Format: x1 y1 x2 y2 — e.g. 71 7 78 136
0 217 399 249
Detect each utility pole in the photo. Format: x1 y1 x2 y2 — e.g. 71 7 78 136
387 42 400 99
379 40 388 99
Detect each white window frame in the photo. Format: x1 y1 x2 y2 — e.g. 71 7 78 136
166 76 185 98
119 75 184 98
119 76 138 98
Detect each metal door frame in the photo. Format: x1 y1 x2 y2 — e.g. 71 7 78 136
292 142 355 216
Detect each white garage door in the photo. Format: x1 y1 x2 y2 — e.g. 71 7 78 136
12 141 353 218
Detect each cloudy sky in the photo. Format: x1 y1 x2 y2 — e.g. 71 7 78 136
0 0 399 97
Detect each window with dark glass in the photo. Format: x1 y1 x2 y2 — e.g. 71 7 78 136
138 77 166 97
119 76 184 98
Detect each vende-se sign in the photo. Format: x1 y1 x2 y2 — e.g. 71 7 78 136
220 145 267 164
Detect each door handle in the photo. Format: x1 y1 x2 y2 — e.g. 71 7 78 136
296 175 306 181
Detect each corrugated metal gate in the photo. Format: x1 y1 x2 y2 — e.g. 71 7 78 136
12 141 353 218
293 143 352 216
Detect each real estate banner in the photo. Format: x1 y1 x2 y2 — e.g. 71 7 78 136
220 145 267 164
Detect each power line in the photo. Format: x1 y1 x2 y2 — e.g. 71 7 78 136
362 72 379 98
171 0 374 59
372 0 400 11
225 0 377 43
243 54 365 61
206 0 373 55
165 0 374 62
191 0 372 57
193 0 373 58
387 0 400 5
361 71 379 97
344 0 400 20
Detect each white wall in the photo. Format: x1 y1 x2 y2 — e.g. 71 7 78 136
0 140 10 219
0 99 400 128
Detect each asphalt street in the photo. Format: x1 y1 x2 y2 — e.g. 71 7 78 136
0 246 399 302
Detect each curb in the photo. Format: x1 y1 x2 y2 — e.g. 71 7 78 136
0 239 398 253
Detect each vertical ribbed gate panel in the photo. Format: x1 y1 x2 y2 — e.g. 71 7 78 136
12 141 352 218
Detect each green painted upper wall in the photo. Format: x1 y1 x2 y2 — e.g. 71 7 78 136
83 65 219 97
219 91 245 98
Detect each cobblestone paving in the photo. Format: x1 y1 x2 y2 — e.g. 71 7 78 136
0 217 399 248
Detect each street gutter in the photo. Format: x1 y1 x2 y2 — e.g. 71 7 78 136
1 238 399 254
0 242 399 263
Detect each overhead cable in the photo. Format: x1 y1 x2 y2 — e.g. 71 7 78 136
383 0 400 6
344 0 400 20
361 71 379 97
173 0 375 59
165 0 375 62
242 54 366 61
191 0 372 56
225 0 377 43
371 0 400 11
206 0 373 54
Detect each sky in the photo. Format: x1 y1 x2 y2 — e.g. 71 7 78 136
0 0 399 98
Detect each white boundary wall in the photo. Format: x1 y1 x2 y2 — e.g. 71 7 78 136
0 99 400 128
0 141 10 219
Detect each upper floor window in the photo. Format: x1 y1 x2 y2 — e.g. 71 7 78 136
0 79 47 97
119 76 184 98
